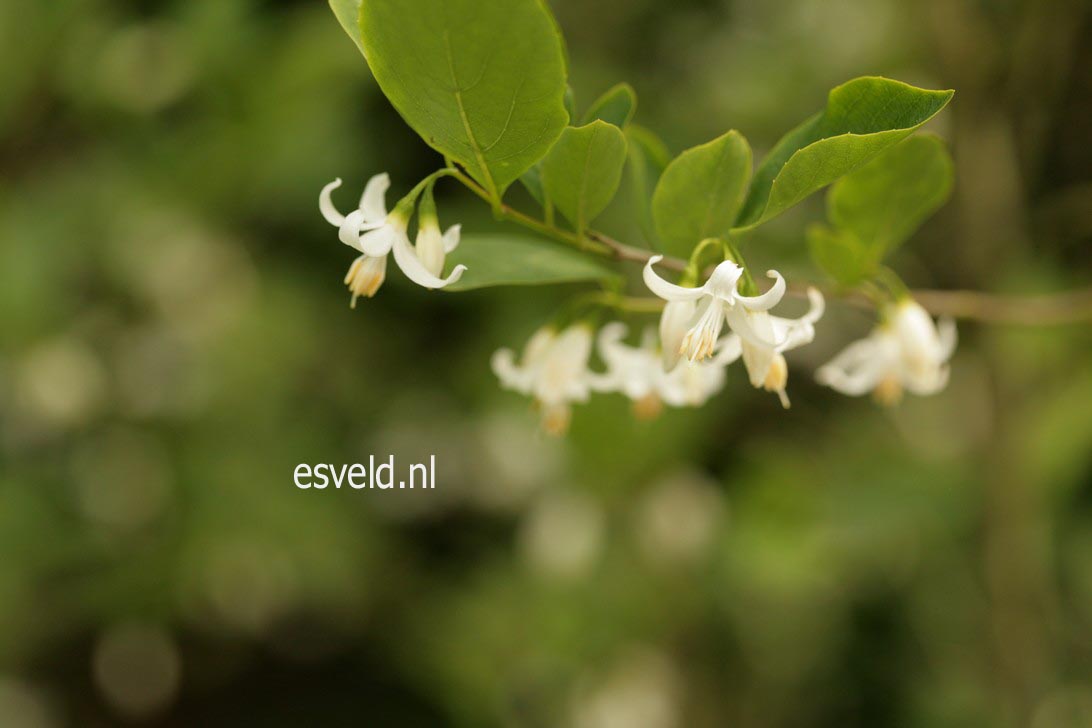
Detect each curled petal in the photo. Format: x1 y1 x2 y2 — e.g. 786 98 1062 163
802 287 825 324
491 349 531 393
338 210 367 249
643 256 708 302
358 173 390 224
392 234 466 289
319 178 345 226
734 270 786 311
442 224 462 253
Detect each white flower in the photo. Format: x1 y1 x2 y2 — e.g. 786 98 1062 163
591 322 741 416
319 175 466 305
644 255 824 408
644 255 786 363
736 288 825 409
492 325 596 435
659 344 741 408
816 299 957 406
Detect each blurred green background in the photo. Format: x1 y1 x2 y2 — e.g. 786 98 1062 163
1 0 1090 726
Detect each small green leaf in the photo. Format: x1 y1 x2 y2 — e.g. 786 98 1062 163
807 224 875 286
445 234 617 291
737 77 954 229
358 0 569 202
328 0 364 56
564 85 577 122
582 83 637 128
540 120 628 232
828 134 954 254
651 130 752 257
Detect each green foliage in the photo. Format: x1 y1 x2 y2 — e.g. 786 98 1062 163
328 0 364 56
581 83 637 128
809 134 954 285
540 120 628 232
358 0 569 202
828 134 954 254
806 224 874 286
446 233 617 291
737 77 953 229
625 125 671 246
652 131 752 257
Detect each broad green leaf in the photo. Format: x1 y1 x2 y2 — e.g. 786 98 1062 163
737 77 954 229
652 130 752 257
540 120 628 232
807 224 875 286
828 134 954 254
582 83 637 128
359 0 569 202
445 234 617 291
625 125 671 246
328 0 364 56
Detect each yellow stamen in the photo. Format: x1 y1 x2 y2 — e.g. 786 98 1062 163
872 376 904 407
540 402 571 437
632 393 664 421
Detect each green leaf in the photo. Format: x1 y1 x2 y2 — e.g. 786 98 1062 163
445 234 617 291
328 0 365 56
358 0 569 202
581 83 637 128
807 224 875 286
828 134 954 254
564 85 577 122
651 130 752 257
737 77 954 229
540 120 628 232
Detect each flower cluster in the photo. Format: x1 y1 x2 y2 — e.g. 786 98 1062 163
816 300 956 405
320 175 959 432
491 256 826 434
319 173 466 306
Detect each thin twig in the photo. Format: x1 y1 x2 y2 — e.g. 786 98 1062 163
447 170 1092 326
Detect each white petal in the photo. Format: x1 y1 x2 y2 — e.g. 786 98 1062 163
734 270 786 311
724 305 785 350
338 210 367 249
741 340 776 388
319 178 346 227
815 336 890 396
904 363 950 395
937 317 958 360
643 256 708 302
358 173 390 224
415 224 446 277
357 222 398 257
492 349 532 393
392 232 466 289
442 224 462 253
815 359 887 396
659 299 698 370
712 334 743 365
801 287 826 325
